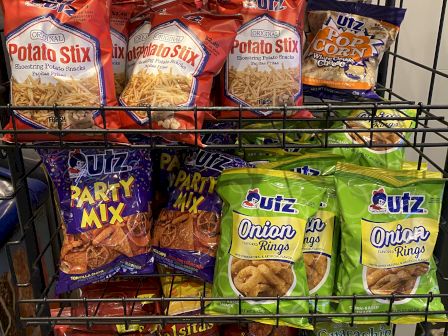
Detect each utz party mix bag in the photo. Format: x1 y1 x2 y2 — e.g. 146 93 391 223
334 162 446 324
39 148 154 293
152 150 252 282
207 168 326 329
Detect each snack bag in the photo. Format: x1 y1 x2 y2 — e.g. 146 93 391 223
72 279 160 334
334 162 447 324
216 0 312 119
222 323 297 336
1 0 125 143
153 150 252 282
259 153 343 313
111 1 139 95
120 10 242 146
314 109 416 170
303 0 406 100
159 266 219 336
313 323 392 336
39 148 154 294
207 168 327 329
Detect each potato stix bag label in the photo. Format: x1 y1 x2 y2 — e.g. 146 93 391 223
120 11 242 146
216 0 312 119
153 150 252 282
1 0 125 143
334 162 447 324
260 153 343 313
303 0 405 100
320 109 416 170
206 168 326 329
38 147 154 294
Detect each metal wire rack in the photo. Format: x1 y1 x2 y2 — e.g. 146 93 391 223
0 0 448 335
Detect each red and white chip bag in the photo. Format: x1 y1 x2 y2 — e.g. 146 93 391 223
216 0 311 119
1 0 126 143
119 11 242 146
111 1 141 96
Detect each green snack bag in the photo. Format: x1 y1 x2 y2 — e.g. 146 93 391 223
318 109 416 170
334 162 446 324
313 322 392 336
207 168 327 329
260 152 343 176
259 153 343 313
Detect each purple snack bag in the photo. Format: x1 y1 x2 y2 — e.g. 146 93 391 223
38 147 154 294
152 149 253 282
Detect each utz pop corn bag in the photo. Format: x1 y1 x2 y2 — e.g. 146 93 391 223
334 162 446 324
207 168 326 329
303 0 406 100
39 147 154 293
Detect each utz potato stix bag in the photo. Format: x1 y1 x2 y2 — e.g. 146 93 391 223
111 1 140 96
260 152 343 313
152 150 252 282
316 109 416 170
39 147 154 294
120 10 242 146
207 168 327 329
303 0 406 100
334 162 447 324
216 0 312 119
1 0 126 143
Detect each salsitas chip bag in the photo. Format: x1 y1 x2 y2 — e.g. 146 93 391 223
39 148 154 294
311 109 416 170
2 0 125 143
260 152 343 313
120 10 242 146
303 0 406 100
207 168 326 329
334 162 446 324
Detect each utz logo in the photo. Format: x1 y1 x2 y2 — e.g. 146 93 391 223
293 165 321 176
68 150 131 178
26 0 77 16
242 188 298 214
336 14 365 32
368 188 427 214
243 0 286 11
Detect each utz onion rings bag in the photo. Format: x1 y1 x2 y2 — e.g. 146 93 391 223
207 168 326 329
303 0 406 100
1 0 125 143
120 11 242 146
216 0 312 119
153 150 252 282
38 147 154 294
260 152 344 313
334 162 446 324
